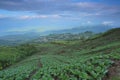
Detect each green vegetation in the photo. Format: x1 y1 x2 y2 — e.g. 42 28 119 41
0 28 120 80
33 31 94 43
0 44 37 70
31 55 113 80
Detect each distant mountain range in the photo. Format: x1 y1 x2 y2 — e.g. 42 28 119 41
41 25 111 34
0 25 113 46
0 32 41 46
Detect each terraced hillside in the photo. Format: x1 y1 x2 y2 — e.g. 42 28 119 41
0 28 120 80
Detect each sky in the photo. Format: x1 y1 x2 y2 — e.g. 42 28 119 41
0 0 120 33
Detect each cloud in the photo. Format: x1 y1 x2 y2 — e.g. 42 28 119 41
0 14 10 19
0 0 120 23
0 14 5 18
18 14 61 20
19 15 48 19
87 21 92 24
0 0 119 15
102 21 113 25
0 14 61 20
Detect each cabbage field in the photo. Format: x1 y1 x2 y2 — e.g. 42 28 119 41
0 28 120 80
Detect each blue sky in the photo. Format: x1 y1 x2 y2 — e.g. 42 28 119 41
0 0 120 33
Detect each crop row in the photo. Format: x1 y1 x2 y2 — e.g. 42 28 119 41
32 55 113 80
0 60 38 80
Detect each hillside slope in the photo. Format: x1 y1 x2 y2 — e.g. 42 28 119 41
0 28 120 80
69 28 120 51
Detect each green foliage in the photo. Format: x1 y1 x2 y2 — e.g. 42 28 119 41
31 55 113 80
0 28 120 80
17 44 37 56
0 44 37 70
0 60 38 80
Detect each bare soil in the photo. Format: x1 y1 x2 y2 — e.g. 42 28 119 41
103 60 120 80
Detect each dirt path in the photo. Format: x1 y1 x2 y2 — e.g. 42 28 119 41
25 59 42 80
103 60 120 80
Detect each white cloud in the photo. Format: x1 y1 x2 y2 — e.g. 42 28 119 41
19 14 61 20
87 21 91 24
75 2 96 8
19 15 48 19
80 13 101 17
0 14 7 18
102 21 113 25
